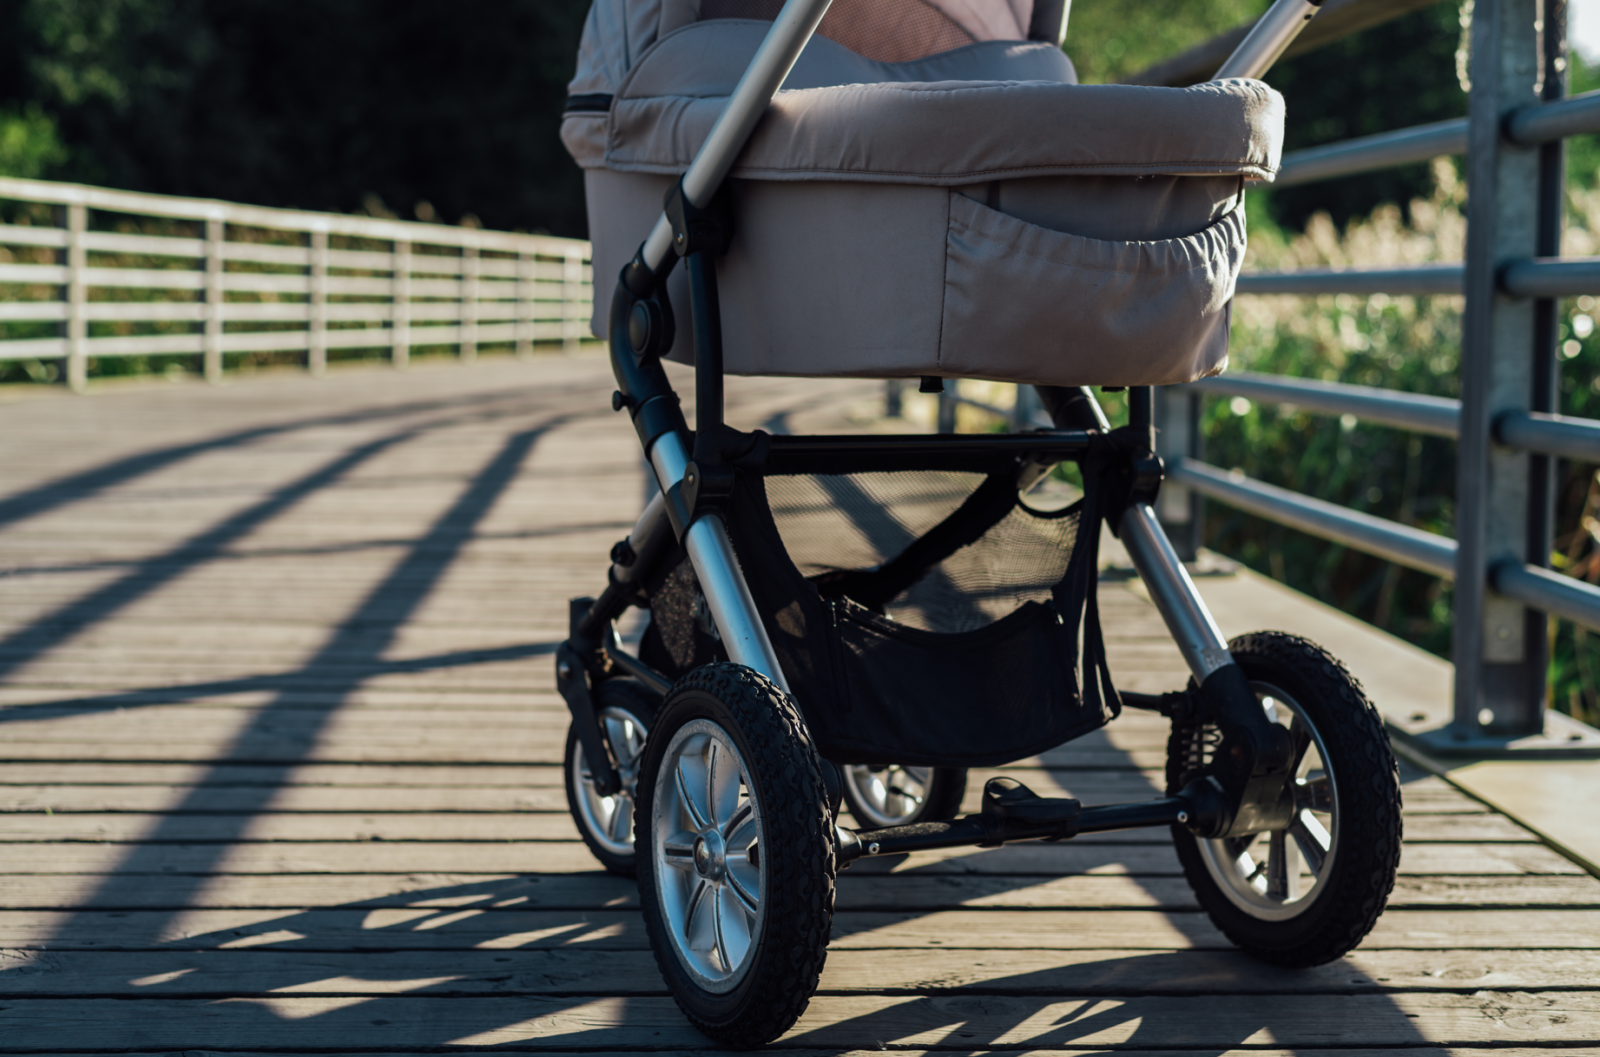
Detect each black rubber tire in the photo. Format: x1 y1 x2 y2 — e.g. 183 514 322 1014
635 663 835 1047
563 678 660 876
840 765 968 827
1167 631 1403 967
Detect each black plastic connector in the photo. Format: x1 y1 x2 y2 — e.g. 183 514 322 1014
664 178 734 258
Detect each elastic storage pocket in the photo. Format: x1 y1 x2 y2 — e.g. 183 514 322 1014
937 191 1246 388
823 596 1107 767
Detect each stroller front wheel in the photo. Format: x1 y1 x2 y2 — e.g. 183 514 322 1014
636 662 835 1047
1167 631 1403 967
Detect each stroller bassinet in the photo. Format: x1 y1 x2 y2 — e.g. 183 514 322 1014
563 0 1284 386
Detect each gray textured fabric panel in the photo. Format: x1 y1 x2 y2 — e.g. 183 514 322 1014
938 192 1241 386
586 169 1244 387
605 23 1281 182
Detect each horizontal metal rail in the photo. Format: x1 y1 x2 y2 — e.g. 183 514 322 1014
1170 458 1457 579
1236 264 1463 296
1507 87 1600 146
1500 257 1600 298
1184 371 1461 437
1495 410 1600 462
1275 118 1468 188
1492 560 1600 633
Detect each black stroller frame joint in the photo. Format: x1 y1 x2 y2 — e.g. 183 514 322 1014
553 1 1402 1045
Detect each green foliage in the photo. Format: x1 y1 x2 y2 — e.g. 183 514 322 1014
1264 3 1468 232
1064 0 1266 85
0 103 66 178
0 0 594 236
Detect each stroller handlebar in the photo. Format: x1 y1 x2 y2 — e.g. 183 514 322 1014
1213 0 1324 81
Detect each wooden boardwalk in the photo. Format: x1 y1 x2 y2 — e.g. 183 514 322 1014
0 354 1597 1055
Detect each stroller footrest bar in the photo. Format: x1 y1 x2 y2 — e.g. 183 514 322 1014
836 783 1197 866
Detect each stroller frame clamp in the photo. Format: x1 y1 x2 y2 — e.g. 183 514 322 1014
555 0 1399 1047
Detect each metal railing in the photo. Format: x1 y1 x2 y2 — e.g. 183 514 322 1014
0 176 593 390
934 0 1600 753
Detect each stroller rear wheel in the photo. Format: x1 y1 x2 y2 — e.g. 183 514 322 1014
563 678 658 875
636 662 835 1047
840 764 967 827
1167 632 1402 967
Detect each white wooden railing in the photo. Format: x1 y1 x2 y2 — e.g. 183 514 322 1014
0 176 593 390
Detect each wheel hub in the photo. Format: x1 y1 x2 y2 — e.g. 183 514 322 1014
692 831 726 880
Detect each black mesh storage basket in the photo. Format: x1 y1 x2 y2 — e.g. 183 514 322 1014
640 466 1119 768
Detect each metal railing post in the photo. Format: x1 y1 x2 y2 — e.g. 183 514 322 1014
1154 384 1199 561
1450 0 1547 739
203 215 225 384
64 203 87 392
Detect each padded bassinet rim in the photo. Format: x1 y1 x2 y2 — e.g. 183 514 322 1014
568 20 1283 183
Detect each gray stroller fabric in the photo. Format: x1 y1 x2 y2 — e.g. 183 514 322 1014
564 7 1285 387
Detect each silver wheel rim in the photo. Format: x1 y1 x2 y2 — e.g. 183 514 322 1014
1196 680 1340 922
572 705 649 857
651 718 763 993
842 764 936 827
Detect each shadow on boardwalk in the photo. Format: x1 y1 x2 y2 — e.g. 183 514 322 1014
0 368 1484 1051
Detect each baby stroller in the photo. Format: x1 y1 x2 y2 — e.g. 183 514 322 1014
555 0 1404 1045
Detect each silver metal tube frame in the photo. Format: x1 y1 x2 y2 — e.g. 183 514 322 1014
1212 0 1322 81
648 432 792 693
1118 502 1236 683
639 0 834 270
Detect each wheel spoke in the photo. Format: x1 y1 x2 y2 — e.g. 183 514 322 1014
683 878 714 950
707 739 742 827
607 796 631 843
712 888 732 970
1266 828 1303 901
721 801 752 841
1289 808 1332 874
725 860 760 915
674 757 710 831
1297 773 1334 813
715 886 754 970
662 832 698 871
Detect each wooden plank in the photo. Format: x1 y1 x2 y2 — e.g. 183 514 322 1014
0 870 1592 913
0 775 1493 815
4 946 1597 997
0 992 1595 1049
3 907 1597 952
0 810 1538 845
0 838 1581 877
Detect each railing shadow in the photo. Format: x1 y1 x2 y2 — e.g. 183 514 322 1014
0 383 1442 1052
13 406 567 960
